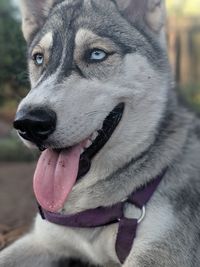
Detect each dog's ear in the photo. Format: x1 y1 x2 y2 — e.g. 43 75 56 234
20 0 58 42
115 0 166 42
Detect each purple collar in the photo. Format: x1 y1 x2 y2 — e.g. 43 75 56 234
39 171 165 264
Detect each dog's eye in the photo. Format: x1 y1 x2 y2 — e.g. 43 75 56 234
86 49 108 63
33 53 44 66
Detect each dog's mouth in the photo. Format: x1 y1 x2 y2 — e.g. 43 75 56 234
78 103 125 178
33 103 124 212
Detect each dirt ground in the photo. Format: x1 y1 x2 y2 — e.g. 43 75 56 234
0 162 37 227
0 162 37 249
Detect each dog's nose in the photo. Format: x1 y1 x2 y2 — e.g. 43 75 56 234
13 108 57 144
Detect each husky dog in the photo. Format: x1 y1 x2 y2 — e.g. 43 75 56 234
1 0 200 266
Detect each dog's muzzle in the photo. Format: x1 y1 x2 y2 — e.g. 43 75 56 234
13 108 57 147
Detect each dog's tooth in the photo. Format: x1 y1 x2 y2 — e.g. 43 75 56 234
85 140 92 149
92 131 98 141
80 148 84 154
99 122 103 129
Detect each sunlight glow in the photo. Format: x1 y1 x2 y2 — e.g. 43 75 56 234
167 0 200 16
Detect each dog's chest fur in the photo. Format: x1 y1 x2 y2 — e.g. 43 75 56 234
34 190 174 266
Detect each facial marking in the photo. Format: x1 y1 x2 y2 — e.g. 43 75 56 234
75 28 117 51
74 28 121 71
32 32 53 58
38 32 53 50
29 32 54 85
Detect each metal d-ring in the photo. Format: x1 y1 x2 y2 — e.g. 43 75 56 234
137 206 146 224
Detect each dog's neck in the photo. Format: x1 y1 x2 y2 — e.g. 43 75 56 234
63 92 193 215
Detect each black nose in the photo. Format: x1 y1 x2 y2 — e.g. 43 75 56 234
13 108 57 144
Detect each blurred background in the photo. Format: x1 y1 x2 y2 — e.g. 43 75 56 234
0 0 200 250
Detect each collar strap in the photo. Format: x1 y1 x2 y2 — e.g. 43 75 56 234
39 171 165 264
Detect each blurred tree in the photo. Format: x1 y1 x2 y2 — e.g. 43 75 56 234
0 0 28 107
167 0 200 16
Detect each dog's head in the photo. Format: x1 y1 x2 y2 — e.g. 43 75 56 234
14 0 170 212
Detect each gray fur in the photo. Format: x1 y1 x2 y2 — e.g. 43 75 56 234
0 0 200 266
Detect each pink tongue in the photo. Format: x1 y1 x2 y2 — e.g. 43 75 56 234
33 145 82 212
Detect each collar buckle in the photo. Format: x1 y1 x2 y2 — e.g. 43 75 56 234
119 202 146 224
137 206 146 224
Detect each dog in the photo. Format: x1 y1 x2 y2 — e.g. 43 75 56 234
0 0 200 266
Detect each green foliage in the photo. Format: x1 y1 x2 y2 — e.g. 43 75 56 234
179 84 200 114
0 0 28 108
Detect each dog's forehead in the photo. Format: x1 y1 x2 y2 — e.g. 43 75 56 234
29 0 120 51
52 0 121 33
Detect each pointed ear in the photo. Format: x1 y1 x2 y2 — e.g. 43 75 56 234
115 0 166 40
20 0 58 42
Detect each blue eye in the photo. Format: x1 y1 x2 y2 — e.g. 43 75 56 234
33 53 44 66
89 49 107 62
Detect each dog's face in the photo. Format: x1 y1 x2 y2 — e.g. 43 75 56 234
14 0 170 212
